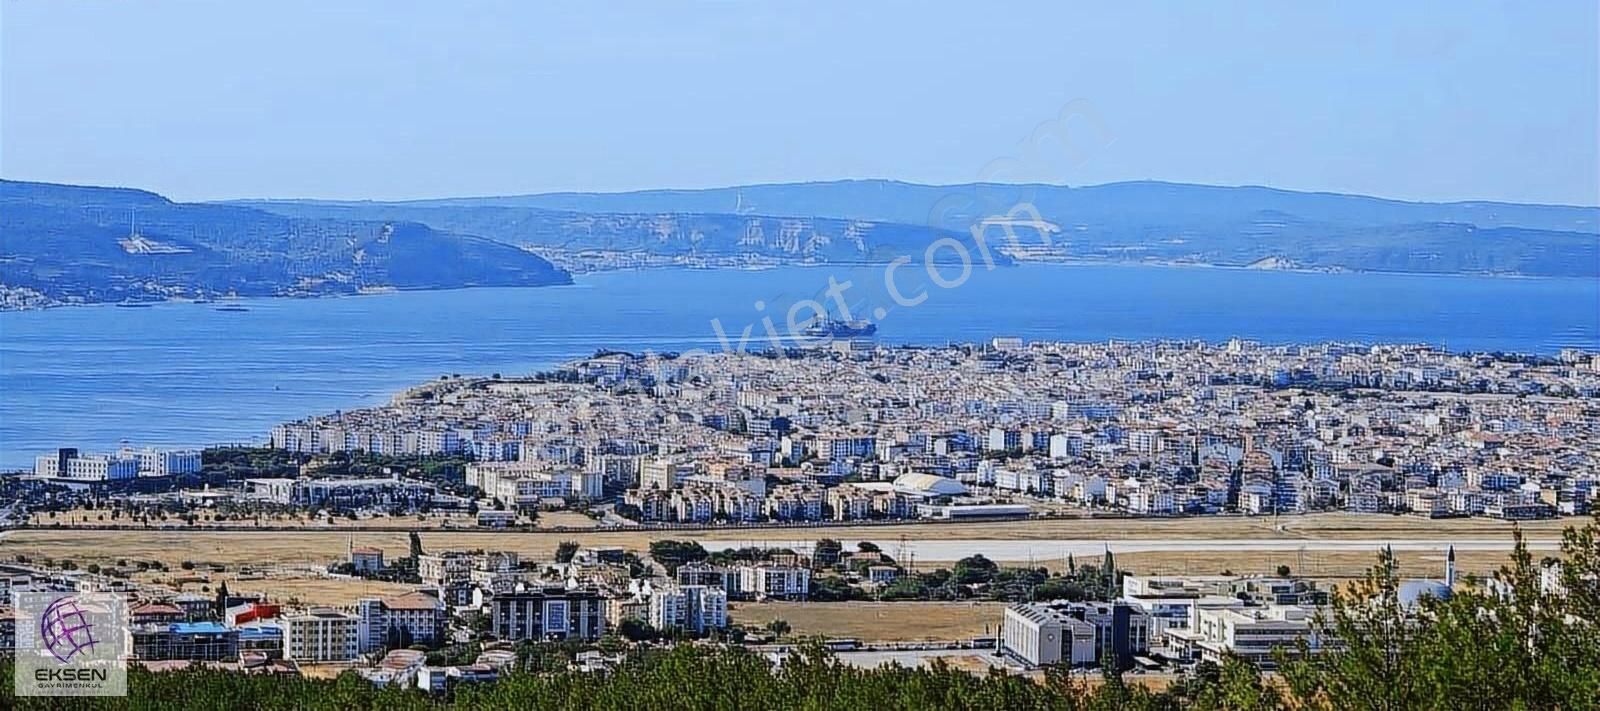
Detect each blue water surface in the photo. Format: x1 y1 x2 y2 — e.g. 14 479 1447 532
2 264 1595 468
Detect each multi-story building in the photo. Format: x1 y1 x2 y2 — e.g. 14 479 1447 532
676 563 740 593
0 607 14 656
353 591 447 652
417 552 474 589
765 484 825 521
648 584 728 635
283 608 359 662
736 564 811 601
118 447 202 477
247 475 437 511
488 587 607 642
494 472 573 508
826 484 874 521
34 450 139 481
640 457 697 491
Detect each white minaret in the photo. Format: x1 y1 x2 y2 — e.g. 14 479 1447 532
1445 545 1457 587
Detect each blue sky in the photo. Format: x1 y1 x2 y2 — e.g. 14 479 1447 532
2 1 1596 205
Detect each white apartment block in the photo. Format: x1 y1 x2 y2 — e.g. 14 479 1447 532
648 584 727 634
417 552 475 588
119 447 202 477
33 447 198 481
494 472 572 507
641 457 697 491
283 608 359 662
353 592 447 653
737 565 811 600
34 453 139 481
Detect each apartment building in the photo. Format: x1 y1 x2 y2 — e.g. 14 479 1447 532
283 608 360 662
648 584 728 635
737 565 811 601
353 591 447 652
34 448 139 481
119 447 202 477
488 587 607 642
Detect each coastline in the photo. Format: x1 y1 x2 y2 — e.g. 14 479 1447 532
4 265 1595 469
3 258 1589 313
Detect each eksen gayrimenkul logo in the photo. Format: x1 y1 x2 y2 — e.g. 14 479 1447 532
13 591 129 697
39 595 102 664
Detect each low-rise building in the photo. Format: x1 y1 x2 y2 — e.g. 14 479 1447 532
350 547 385 574
1000 601 1150 670
132 622 240 662
1176 605 1326 667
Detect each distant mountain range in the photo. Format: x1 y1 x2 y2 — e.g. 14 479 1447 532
3 178 1596 309
222 200 985 267
0 180 570 307
234 179 1600 278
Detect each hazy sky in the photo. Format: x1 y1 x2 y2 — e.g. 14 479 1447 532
3 1 1596 205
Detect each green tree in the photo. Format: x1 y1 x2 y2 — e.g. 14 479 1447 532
648 540 708 574
408 531 424 560
952 554 999 585
1278 517 1600 710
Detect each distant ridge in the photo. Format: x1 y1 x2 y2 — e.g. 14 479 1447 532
229 179 1600 278
0 180 570 308
227 179 1600 230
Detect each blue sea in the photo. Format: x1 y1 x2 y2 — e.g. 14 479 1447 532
2 264 1597 469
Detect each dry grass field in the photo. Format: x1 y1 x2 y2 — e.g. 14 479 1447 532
730 601 1004 641
169 573 412 607
0 513 1575 606
1 513 1569 570
916 547 1520 583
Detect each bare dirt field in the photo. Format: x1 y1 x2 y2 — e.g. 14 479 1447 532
730 601 1005 641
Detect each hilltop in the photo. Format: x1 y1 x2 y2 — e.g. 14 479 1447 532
0 180 571 308
234 179 1600 278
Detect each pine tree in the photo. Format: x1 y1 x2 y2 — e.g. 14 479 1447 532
1102 547 1117 595
408 531 424 561
214 580 229 617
